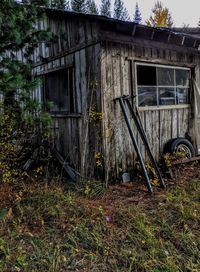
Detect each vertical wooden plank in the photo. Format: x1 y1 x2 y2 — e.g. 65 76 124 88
120 44 130 171
137 110 145 160
160 109 172 154
101 44 109 181
144 110 153 157
151 110 160 160
171 109 178 139
113 44 124 173
75 52 82 113
178 108 190 137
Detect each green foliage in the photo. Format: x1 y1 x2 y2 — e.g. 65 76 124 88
146 1 173 27
133 2 142 24
113 0 130 21
71 0 87 13
100 0 111 17
0 1 53 119
83 180 106 199
0 1 53 184
0 178 200 271
0 112 24 183
49 0 68 9
86 0 98 14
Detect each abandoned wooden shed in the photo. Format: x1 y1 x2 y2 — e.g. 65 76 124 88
30 9 200 181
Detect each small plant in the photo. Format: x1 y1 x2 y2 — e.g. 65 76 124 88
94 152 103 167
135 160 160 186
82 180 106 199
163 150 189 168
89 109 104 123
163 153 173 167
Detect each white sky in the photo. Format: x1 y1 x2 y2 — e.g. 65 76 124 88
96 0 200 27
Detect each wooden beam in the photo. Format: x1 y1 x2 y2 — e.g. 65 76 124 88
52 148 78 180
33 39 100 68
171 156 200 166
102 31 200 54
181 36 185 46
167 33 171 42
132 24 137 36
151 29 155 40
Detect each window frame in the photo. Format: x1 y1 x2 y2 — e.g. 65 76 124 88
43 66 78 116
135 62 191 110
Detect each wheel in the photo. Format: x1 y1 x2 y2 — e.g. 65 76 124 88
163 138 176 154
163 138 195 159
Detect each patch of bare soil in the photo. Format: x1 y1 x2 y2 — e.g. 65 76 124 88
81 161 200 213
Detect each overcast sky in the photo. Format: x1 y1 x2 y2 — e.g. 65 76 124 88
96 0 200 27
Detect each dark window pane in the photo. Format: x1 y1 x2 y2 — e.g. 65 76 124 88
59 69 69 111
157 68 174 86
176 69 190 87
176 88 189 104
45 72 60 111
159 87 175 105
137 65 156 86
45 68 74 112
138 87 157 106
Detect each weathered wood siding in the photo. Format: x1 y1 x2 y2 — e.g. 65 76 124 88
33 14 100 63
29 13 103 178
101 41 200 179
33 42 102 178
7 10 200 181
12 13 100 68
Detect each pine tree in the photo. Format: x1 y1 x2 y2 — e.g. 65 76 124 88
86 0 98 14
50 0 67 9
146 1 173 28
71 0 87 13
0 0 52 126
0 0 53 182
65 0 71 10
113 0 130 21
133 2 142 24
100 0 111 17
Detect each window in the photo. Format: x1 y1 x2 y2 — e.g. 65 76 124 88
45 67 75 113
136 63 190 107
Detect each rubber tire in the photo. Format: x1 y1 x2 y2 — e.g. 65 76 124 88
164 137 195 158
163 138 176 154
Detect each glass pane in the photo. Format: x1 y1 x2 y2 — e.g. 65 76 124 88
45 68 74 112
176 69 190 87
137 65 156 86
157 67 175 86
45 73 60 111
138 87 157 106
176 88 189 104
159 87 175 105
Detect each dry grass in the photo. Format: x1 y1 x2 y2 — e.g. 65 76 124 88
0 164 200 272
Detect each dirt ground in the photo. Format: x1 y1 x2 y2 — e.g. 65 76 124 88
78 161 200 216
1 161 200 211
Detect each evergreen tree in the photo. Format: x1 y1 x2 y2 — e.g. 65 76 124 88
65 0 71 10
113 0 130 21
133 2 142 24
71 0 87 13
0 0 52 127
146 1 173 28
86 0 98 14
100 0 111 17
0 1 53 182
50 0 67 9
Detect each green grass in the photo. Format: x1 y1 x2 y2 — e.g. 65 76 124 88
0 177 200 272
